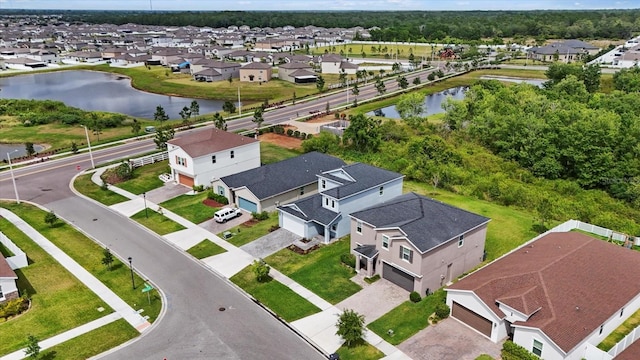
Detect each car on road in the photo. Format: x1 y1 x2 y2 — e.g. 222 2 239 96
214 207 242 223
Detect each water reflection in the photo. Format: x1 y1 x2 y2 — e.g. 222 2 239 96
368 86 469 119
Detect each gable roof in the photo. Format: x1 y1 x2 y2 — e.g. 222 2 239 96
351 192 490 253
321 163 403 199
279 193 341 225
449 232 640 354
220 152 346 200
168 128 258 158
241 62 271 70
0 256 17 280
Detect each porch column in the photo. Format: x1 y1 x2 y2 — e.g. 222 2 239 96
367 258 374 278
355 254 361 273
324 225 330 244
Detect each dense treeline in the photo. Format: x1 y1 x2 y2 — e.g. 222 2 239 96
0 99 126 127
40 9 640 41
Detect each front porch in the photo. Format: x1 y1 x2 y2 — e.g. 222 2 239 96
354 244 379 279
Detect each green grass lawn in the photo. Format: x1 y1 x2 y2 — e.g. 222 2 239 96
160 192 216 224
116 160 168 195
0 206 112 356
260 142 301 164
598 308 640 351
186 239 227 259
222 212 279 247
475 355 495 360
367 289 447 345
74 173 130 206
335 339 385 360
42 318 138 360
130 208 186 235
265 237 362 304
230 265 321 322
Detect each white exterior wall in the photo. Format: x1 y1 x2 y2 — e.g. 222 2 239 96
446 290 507 342
512 327 569 360
321 61 341 74
0 278 18 301
168 144 195 180
280 211 307 238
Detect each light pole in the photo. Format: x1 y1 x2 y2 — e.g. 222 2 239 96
6 150 20 204
128 257 135 290
81 125 95 169
142 192 148 218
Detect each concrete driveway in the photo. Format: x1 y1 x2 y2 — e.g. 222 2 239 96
198 208 250 233
241 228 300 258
398 318 502 360
336 278 408 324
143 181 190 204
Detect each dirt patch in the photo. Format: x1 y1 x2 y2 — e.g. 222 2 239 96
242 218 260 227
305 114 344 124
259 133 302 149
202 199 225 208
287 244 320 255
101 167 127 185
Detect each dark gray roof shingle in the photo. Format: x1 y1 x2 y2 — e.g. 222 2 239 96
321 163 403 199
279 193 341 225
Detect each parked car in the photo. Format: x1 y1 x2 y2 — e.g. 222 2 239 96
214 208 242 223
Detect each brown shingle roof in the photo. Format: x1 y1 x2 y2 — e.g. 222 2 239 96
449 232 640 353
0 256 17 279
168 128 258 158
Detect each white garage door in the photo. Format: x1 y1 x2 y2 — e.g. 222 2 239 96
281 213 306 238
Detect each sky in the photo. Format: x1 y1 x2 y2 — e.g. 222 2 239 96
1 0 639 11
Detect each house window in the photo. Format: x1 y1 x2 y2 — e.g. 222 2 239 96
621 308 625 317
331 224 337 231
331 200 335 208
0 285 3 299
176 156 187 167
458 235 464 247
212 155 216 164
356 221 362 234
300 187 305 195
400 246 413 263
230 150 235 159
379 186 384 196
532 340 543 357
382 235 389 249
325 197 329 206
599 324 604 335
321 180 326 189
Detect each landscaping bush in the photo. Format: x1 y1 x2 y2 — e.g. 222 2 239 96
300 132 307 139
269 225 280 232
434 303 450 319
251 211 269 221
293 130 301 138
252 259 271 282
340 253 356 268
0 296 29 320
409 291 422 303
192 185 205 192
501 341 539 360
207 191 229 205
274 125 285 134
334 112 341 119
286 129 294 136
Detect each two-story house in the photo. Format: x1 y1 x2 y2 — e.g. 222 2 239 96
167 128 260 187
278 163 403 243
239 62 272 82
349 192 490 294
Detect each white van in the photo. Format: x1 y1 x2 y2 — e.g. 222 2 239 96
214 208 242 223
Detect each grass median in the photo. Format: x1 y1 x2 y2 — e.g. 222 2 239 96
187 239 227 259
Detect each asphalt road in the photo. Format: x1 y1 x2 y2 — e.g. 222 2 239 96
0 69 437 359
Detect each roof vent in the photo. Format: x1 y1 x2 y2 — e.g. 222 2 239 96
575 306 580 311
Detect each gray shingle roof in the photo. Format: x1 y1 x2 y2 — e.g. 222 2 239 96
321 163 403 199
220 152 346 200
279 193 341 225
354 244 378 259
351 192 490 253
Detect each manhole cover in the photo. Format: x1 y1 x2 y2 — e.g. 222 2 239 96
218 307 226 311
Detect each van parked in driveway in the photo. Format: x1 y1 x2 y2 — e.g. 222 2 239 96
214 208 242 223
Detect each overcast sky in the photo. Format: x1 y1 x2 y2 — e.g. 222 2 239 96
1 0 639 11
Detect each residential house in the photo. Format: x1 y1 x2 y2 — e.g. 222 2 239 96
278 163 404 243
529 39 599 62
167 128 260 187
278 61 317 83
239 62 272 82
0 256 19 305
61 51 104 64
350 192 490 294
446 232 640 360
320 53 359 74
212 152 346 213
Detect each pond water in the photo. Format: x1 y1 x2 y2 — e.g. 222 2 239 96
0 143 45 159
0 70 225 118
478 76 545 87
368 86 468 119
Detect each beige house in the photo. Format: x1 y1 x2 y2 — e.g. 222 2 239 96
350 192 490 295
278 62 317 83
239 62 272 82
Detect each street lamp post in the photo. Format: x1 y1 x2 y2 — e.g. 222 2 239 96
81 125 95 169
6 150 20 204
142 192 148 218
128 257 135 290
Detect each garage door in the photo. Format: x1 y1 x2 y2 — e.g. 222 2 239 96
281 213 306 237
178 173 194 187
382 262 415 292
451 302 492 337
238 197 258 213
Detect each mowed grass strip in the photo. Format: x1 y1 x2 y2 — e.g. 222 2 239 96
222 212 278 247
368 289 447 345
335 339 385 360
265 237 361 304
230 265 320 322
74 173 129 206
130 209 186 235
2 203 162 324
43 318 138 360
187 240 227 259
0 207 110 356
117 160 168 195
260 142 301 164
160 192 216 224
598 308 640 351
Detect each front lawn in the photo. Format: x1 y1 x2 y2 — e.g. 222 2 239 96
130 208 186 235
221 212 279 247
160 192 216 224
74 173 130 206
260 142 301 164
335 339 385 360
230 265 321 322
367 289 447 345
116 160 168 195
598 308 640 351
265 237 361 304
186 239 227 259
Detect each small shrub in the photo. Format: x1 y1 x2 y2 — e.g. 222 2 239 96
306 134 313 140
44 210 58 227
251 211 269 221
435 303 450 319
286 129 294 136
300 132 307 139
293 130 301 138
100 180 109 191
192 184 205 192
340 253 356 268
334 112 341 119
502 340 539 360
364 274 380 284
207 191 229 205
410 291 422 303
0 297 29 319
269 225 280 232
252 259 270 282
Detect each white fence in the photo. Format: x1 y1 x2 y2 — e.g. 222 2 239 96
608 326 640 357
129 151 168 168
0 231 28 270
584 344 613 360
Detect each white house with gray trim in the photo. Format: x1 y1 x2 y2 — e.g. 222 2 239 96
0 256 19 304
278 163 404 243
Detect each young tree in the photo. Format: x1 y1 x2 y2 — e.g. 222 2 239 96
24 335 40 359
391 62 401 73
213 112 227 130
302 131 340 153
351 83 359 98
396 92 426 127
91 118 103 142
131 118 141 138
397 75 409 89
71 142 79 154
336 309 365 347
413 76 421 85
179 106 191 122
228 74 233 84
292 91 296 105
339 70 347 87
325 101 330 115
316 75 325 92
342 114 381 152
102 247 114 270
25 142 36 157
153 105 169 123
582 63 601 93
252 259 270 282
154 127 175 150
252 107 264 129
189 100 200 117
222 100 236 114
44 210 58 227
375 78 386 95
